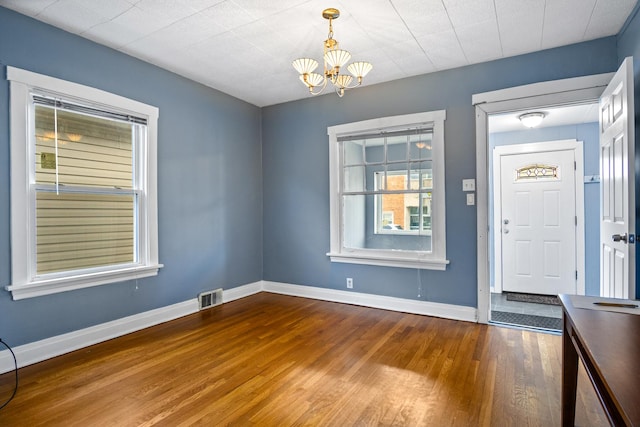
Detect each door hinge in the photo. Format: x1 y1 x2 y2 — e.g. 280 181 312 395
574 161 577 170
576 270 578 280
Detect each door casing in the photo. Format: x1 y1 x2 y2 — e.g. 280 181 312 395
473 72 614 324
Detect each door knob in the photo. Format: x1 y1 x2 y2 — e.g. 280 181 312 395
503 219 509 225
612 233 628 243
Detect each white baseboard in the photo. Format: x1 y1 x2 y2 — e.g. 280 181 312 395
0 299 198 374
262 281 478 322
223 281 262 302
0 280 476 374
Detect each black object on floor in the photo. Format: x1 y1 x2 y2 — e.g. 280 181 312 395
505 292 560 306
491 310 562 330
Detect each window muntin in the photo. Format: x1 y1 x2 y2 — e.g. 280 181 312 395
7 66 161 300
328 110 448 270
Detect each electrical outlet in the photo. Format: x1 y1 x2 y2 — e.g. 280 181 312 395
346 278 353 289
462 179 475 192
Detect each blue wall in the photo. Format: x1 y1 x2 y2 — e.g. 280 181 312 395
0 7 263 347
3 3 640 350
617 3 640 298
489 123 600 296
262 38 618 308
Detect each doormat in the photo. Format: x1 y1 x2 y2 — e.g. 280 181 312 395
491 311 562 331
505 292 560 306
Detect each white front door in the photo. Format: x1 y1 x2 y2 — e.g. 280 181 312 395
498 147 578 296
600 57 636 299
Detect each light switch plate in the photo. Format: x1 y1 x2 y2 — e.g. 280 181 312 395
466 193 475 206
462 179 475 192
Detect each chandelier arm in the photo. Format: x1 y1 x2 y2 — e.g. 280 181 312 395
308 76 330 95
339 78 364 90
332 80 358 97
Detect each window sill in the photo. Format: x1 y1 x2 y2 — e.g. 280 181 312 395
5 264 164 300
327 252 449 270
375 230 433 236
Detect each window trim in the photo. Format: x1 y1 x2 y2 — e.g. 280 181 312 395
6 66 162 300
327 110 449 270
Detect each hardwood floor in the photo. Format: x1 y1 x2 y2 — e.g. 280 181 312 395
0 292 606 426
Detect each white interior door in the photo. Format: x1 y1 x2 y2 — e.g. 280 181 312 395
499 149 577 296
600 57 636 299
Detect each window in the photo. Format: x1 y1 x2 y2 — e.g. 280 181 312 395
6 67 162 299
327 111 448 270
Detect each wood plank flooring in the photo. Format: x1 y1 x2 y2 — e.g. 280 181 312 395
0 292 607 426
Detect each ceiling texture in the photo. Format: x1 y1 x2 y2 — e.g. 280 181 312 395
1 0 637 107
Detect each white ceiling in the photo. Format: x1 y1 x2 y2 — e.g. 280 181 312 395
1 0 637 107
489 102 600 133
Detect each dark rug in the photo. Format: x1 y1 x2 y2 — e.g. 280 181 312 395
505 292 560 306
491 311 562 331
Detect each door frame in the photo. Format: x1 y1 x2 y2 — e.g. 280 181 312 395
493 140 585 297
473 72 614 323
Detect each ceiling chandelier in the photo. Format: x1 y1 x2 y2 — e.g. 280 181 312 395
292 8 373 97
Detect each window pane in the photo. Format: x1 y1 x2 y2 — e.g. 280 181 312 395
374 170 386 191
408 163 432 190
409 132 433 160
379 192 407 229
376 191 432 240
343 194 367 249
35 106 133 189
364 137 385 163
386 135 407 162
408 204 431 231
386 168 408 190
36 192 135 274
343 140 363 166
343 193 432 251
344 165 365 192
367 164 385 191
418 162 433 189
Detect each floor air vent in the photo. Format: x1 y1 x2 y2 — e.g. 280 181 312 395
198 288 223 310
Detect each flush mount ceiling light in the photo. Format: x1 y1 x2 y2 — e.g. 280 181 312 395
518 112 546 128
292 8 373 97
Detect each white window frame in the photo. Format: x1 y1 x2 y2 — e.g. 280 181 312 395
327 110 449 270
6 67 162 300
